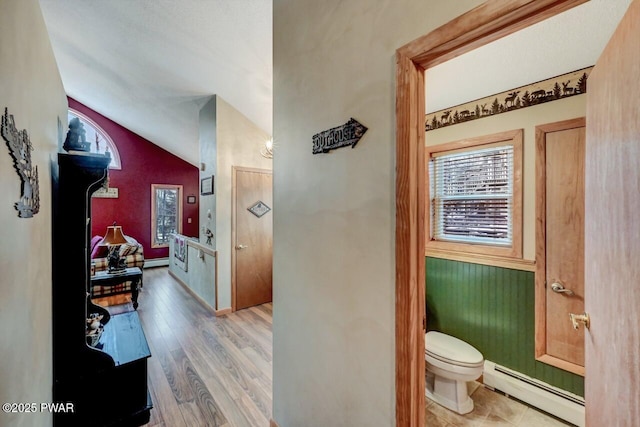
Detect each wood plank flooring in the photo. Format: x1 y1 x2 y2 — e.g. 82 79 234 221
95 267 575 426
95 267 272 427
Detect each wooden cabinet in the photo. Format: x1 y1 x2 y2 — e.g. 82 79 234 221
52 153 152 426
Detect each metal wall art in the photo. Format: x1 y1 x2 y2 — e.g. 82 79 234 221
1 108 40 218
312 118 368 154
425 67 592 132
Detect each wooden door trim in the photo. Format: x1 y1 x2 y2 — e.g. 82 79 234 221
231 166 273 313
395 1 588 425
534 117 586 377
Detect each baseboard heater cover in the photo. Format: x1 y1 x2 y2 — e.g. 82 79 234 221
143 258 169 268
483 361 585 427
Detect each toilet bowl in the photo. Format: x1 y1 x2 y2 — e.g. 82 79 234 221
425 331 484 415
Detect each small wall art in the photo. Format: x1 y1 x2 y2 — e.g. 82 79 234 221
187 195 196 204
1 108 40 218
247 200 271 218
200 176 214 195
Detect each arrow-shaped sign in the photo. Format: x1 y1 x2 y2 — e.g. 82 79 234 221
312 118 368 154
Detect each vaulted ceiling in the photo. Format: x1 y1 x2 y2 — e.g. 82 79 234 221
38 0 629 167
39 0 272 166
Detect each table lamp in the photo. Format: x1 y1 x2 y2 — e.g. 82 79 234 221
99 222 128 273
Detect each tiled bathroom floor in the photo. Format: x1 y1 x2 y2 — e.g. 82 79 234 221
425 382 576 427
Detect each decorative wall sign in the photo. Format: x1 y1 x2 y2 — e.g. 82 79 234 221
92 187 119 198
248 200 271 218
1 108 40 218
312 118 368 154
425 67 592 132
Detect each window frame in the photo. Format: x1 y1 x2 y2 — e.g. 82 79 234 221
425 129 523 259
151 184 183 248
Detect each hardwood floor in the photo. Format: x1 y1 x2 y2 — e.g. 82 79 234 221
95 267 576 426
95 267 272 427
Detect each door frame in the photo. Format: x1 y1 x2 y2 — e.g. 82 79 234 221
534 117 586 376
231 165 273 312
394 1 588 425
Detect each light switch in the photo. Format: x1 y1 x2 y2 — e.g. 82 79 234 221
187 217 192 223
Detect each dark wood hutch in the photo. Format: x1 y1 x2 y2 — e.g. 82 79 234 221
52 152 152 426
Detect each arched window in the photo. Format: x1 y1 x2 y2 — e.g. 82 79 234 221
67 109 121 169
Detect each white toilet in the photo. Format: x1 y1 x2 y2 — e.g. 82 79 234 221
425 331 484 415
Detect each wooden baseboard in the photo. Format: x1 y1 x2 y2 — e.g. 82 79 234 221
215 307 232 316
270 419 280 427
167 270 216 316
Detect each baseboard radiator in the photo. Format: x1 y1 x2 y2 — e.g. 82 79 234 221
483 361 585 427
144 257 169 268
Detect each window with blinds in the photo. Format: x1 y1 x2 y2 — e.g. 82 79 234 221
430 145 513 246
426 129 522 259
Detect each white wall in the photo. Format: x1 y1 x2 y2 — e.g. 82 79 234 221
198 95 271 311
169 238 217 309
199 96 217 246
272 1 484 426
215 97 272 309
0 1 67 426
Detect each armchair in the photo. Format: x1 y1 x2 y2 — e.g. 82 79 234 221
90 234 144 297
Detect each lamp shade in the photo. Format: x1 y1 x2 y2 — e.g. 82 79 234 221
99 225 128 246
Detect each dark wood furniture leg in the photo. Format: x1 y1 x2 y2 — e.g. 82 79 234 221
131 276 140 310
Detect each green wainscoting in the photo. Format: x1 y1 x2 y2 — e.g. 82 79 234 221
426 257 584 397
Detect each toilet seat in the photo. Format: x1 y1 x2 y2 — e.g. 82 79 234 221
425 331 483 368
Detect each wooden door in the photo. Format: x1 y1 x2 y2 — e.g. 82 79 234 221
232 167 273 311
535 119 585 375
585 0 640 424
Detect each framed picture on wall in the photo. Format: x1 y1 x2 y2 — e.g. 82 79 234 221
200 176 214 195
187 195 196 204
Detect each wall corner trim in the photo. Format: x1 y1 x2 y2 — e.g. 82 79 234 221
215 307 232 316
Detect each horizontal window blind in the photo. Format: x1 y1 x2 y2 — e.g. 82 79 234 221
430 145 513 246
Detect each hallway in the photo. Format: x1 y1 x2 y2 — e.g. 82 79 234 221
96 267 273 426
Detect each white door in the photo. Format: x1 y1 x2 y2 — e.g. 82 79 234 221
585 0 640 424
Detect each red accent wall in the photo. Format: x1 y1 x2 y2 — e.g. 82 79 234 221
69 98 199 259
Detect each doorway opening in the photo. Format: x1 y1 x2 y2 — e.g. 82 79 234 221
393 1 590 425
